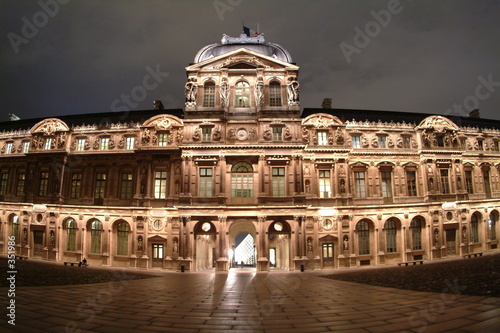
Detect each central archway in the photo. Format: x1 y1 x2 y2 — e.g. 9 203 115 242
228 220 257 269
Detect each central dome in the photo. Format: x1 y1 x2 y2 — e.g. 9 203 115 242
194 33 293 64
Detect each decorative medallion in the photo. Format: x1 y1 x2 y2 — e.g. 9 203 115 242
236 129 248 141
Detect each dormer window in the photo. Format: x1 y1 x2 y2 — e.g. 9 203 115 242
23 141 30 153
5 142 13 154
235 81 250 107
77 138 86 151
273 127 282 141
158 133 168 146
100 137 109 150
202 128 212 142
44 138 52 150
203 81 216 107
378 136 387 148
317 131 328 145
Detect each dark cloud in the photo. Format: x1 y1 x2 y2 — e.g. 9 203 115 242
1 0 499 122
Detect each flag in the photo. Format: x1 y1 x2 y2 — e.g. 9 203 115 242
243 26 259 37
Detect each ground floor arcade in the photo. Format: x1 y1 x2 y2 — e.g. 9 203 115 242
1 201 499 271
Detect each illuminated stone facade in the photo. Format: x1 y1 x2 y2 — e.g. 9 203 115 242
0 33 499 271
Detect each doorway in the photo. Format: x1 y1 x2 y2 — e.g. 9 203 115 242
152 244 164 268
322 243 334 267
233 233 256 267
33 230 44 257
446 229 456 256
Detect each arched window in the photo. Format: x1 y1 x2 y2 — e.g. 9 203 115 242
411 217 422 250
203 81 216 107
357 220 370 255
385 219 397 253
90 220 103 254
10 215 19 243
116 221 130 256
235 81 250 107
231 162 253 200
489 212 497 241
269 81 282 106
471 213 479 243
66 218 77 252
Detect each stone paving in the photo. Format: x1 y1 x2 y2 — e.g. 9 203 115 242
1 267 500 333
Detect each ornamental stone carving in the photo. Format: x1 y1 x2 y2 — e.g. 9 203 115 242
184 78 198 107
287 77 300 106
220 76 229 111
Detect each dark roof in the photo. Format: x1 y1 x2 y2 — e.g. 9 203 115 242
0 109 184 132
302 108 500 130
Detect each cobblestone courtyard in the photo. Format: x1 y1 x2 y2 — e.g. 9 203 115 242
1 254 499 332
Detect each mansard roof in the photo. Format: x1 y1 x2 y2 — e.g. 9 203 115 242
0 109 184 132
302 108 500 130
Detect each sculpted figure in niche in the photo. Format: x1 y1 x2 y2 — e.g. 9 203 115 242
305 180 310 194
138 236 143 252
434 229 439 246
173 240 178 253
50 230 55 245
343 236 349 251
339 179 346 193
335 127 344 145
307 239 313 253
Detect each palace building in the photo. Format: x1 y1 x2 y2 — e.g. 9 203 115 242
1 33 499 271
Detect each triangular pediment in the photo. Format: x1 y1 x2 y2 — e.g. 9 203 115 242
186 48 298 71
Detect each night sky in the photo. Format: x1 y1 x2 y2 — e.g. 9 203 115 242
2 0 500 123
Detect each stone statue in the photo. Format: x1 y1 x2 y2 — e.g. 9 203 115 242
343 236 349 250
307 239 313 253
173 240 178 253
287 77 300 105
184 78 197 107
138 237 143 252
254 76 265 111
220 77 229 111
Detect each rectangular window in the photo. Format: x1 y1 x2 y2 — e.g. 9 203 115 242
354 171 366 198
16 173 25 196
440 169 450 194
272 127 282 141
381 171 392 198
0 173 8 195
203 84 215 107
378 136 387 148
406 171 417 196
231 174 253 198
154 171 167 199
94 173 107 199
272 167 286 196
318 170 331 198
202 128 212 142
352 135 361 148
120 173 133 199
437 135 444 147
5 142 13 154
317 131 328 145
478 139 484 150
39 171 49 196
269 83 282 106
44 138 52 150
100 138 109 150
483 170 491 198
158 133 168 146
465 170 474 193
126 137 135 150
403 137 411 149
322 243 334 258
70 173 82 199
199 168 213 197
77 139 86 151
23 141 30 153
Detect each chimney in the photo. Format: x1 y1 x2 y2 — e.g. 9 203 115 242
322 98 332 109
468 109 480 118
153 100 164 110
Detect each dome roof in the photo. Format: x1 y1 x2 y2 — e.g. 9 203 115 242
194 33 293 64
